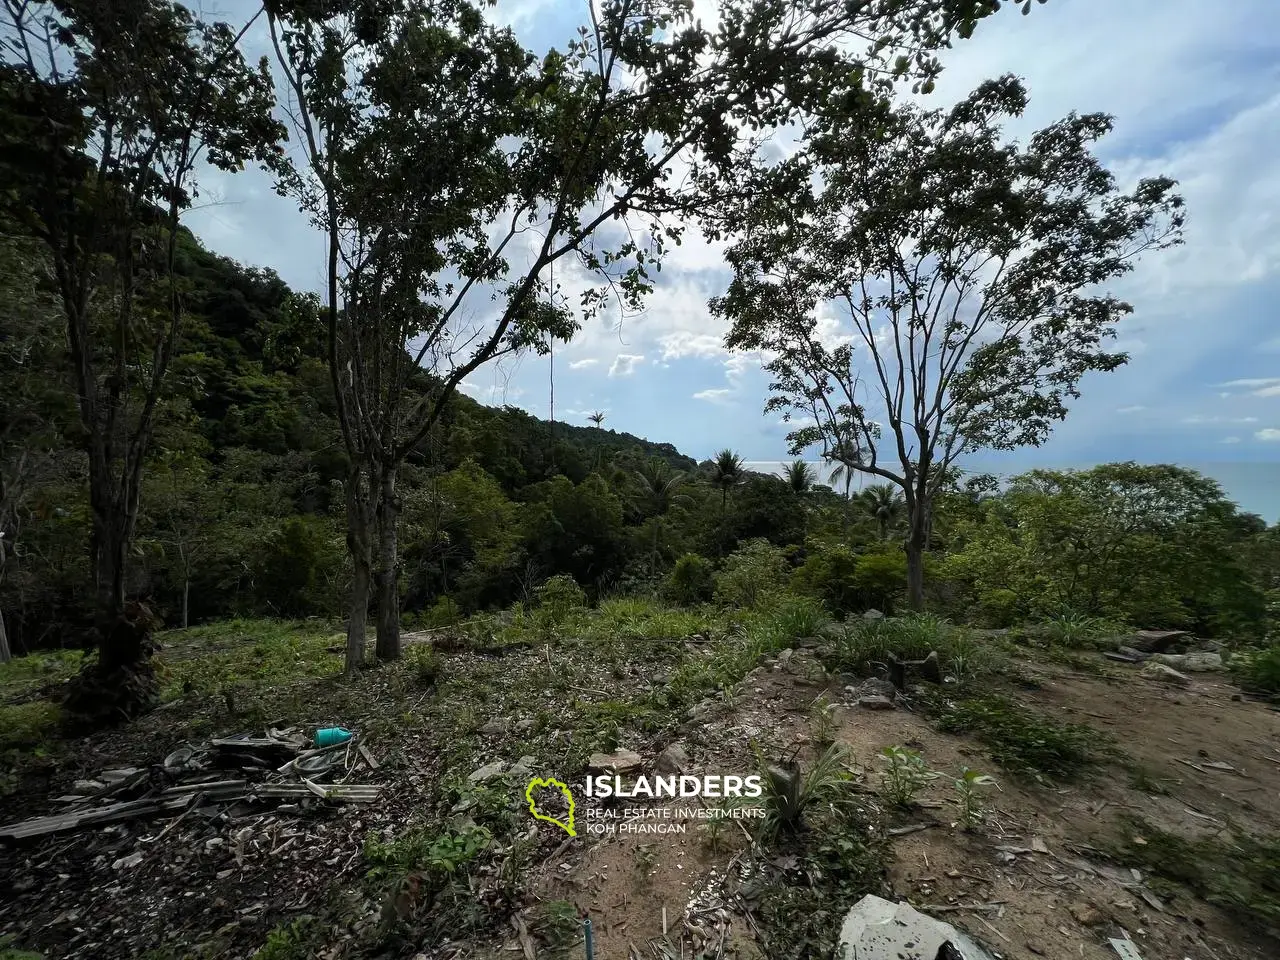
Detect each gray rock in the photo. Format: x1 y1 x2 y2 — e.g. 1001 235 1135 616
1129 629 1190 653
1117 646 1151 661
850 678 897 701
588 748 643 773
480 718 509 735
862 609 885 621
857 695 896 711
838 895 994 960
514 718 535 733
1152 651 1223 672
468 760 508 783
656 743 690 775
1142 661 1191 687
509 755 537 779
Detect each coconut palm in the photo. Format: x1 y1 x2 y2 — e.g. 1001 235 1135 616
633 459 691 574
587 411 606 428
783 459 816 495
708 448 746 512
860 482 906 541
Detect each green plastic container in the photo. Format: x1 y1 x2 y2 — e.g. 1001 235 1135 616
315 726 353 748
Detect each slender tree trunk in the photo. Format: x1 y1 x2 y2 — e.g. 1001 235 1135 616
0 607 10 663
344 466 374 673
374 464 402 661
181 576 190 629
905 495 929 612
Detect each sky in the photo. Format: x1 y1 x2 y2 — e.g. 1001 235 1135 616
186 0 1280 519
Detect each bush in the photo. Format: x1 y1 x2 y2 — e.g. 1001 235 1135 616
937 694 1105 781
715 539 790 608
975 587 1020 628
853 551 906 614
255 516 340 617
791 545 860 616
531 574 587 641
402 596 462 632
1231 645 1280 697
663 553 715 605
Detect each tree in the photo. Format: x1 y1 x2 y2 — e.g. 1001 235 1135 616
631 459 690 574
860 483 905 542
708 449 746 513
269 0 1015 667
587 411 606 428
715 76 1184 610
783 460 816 495
1 0 283 709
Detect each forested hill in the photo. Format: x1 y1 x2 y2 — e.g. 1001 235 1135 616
1 226 797 652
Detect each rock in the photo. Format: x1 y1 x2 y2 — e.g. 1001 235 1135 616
509 755 536 779
468 760 508 783
849 678 897 701
857 695 896 711
1069 902 1105 926
656 743 690 775
587 748 643 773
1129 629 1190 653
782 651 824 678
837 895 994 960
1153 652 1223 672
862 609 885 621
113 851 143 870
514 718 535 733
1117 646 1151 661
1141 662 1191 687
480 718 509 735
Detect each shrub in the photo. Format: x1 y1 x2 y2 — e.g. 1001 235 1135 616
975 587 1020 628
715 539 790 608
853 551 906 614
663 553 715 605
791 545 860 616
1231 645 1280 697
937 694 1104 781
531 575 587 640
255 516 340 616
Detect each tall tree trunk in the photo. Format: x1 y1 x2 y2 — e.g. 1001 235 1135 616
374 464 402 662
344 466 374 673
905 495 928 612
0 608 10 663
181 576 190 629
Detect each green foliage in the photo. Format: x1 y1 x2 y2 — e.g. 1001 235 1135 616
878 746 937 807
1230 645 1280 697
1040 611 1127 648
936 694 1105 781
1118 820 1280 928
663 553 715 605
406 645 444 688
791 544 861 615
0 700 62 751
256 516 342 617
853 551 908 614
715 539 790 608
754 742 857 842
953 767 997 828
363 821 492 881
252 919 316 960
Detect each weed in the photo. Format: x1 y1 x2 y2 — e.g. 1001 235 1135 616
405 644 443 687
0 701 62 751
953 767 997 828
0 935 43 960
936 694 1105 781
1126 763 1170 796
633 844 658 884
528 899 581 952
763 595 830 645
809 694 837 747
755 742 857 842
363 820 491 880
1040 611 1127 649
1231 644 1280 697
252 918 316 960
878 745 936 807
1117 819 1280 929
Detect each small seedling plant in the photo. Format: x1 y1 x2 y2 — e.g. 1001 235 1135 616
879 745 936 807
953 766 998 828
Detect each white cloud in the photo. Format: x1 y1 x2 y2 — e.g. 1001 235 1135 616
608 354 644 377
693 388 732 403
568 358 599 370
1219 378 1280 389
1256 428 1280 442
1221 436 1242 444
1256 385 1280 398
1116 405 1146 414
1183 415 1259 424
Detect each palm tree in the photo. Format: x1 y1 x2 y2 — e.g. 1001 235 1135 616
824 441 861 535
633 459 690 574
783 459 816 495
860 483 905 541
709 448 746 513
587 411 606 428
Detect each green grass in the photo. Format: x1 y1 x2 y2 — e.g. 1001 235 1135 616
1231 644 1280 697
936 693 1107 781
0 701 62 751
826 614 1009 686
0 648 86 701
1116 819 1280 929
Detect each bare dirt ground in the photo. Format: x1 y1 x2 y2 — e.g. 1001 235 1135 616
529 653 1280 960
2 630 1278 960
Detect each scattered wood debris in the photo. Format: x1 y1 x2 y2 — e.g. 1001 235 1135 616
0 725 382 842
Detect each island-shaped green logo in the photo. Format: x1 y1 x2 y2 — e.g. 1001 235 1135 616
525 776 576 837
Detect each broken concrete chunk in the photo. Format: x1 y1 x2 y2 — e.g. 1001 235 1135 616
1141 661 1191 686
837 895 994 960
587 748 643 773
